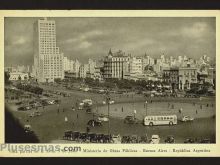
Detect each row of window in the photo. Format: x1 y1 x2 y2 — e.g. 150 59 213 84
146 117 174 121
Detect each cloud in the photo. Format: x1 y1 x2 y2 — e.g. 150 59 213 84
180 22 209 38
4 17 216 66
12 37 26 45
78 41 92 49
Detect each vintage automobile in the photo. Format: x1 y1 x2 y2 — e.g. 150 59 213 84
124 116 139 124
111 134 122 144
29 111 42 117
164 135 175 143
200 138 211 143
181 116 194 122
97 114 109 122
150 135 160 144
184 138 195 143
87 119 102 127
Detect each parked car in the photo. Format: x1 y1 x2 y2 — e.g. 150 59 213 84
29 111 42 117
200 138 211 143
181 116 194 122
98 114 109 122
109 100 115 104
18 106 26 111
111 134 121 143
124 116 139 124
150 135 160 144
24 106 32 110
87 119 102 127
184 138 195 143
164 135 175 143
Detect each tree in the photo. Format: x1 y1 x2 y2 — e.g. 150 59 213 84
54 78 61 84
5 71 10 85
18 75 21 81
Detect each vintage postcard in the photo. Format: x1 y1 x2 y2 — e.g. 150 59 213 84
0 10 219 157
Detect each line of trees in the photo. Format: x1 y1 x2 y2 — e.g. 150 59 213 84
16 83 43 95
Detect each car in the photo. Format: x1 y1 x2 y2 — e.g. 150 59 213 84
124 116 139 124
29 111 42 117
98 115 109 122
79 102 84 106
18 106 26 111
24 124 33 134
150 135 160 144
164 135 175 143
200 138 211 143
184 138 195 143
87 120 102 127
109 100 115 104
111 134 121 143
181 116 194 122
24 106 32 110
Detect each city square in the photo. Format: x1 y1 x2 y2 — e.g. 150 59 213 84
4 17 216 144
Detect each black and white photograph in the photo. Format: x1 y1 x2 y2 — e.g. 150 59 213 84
4 16 216 144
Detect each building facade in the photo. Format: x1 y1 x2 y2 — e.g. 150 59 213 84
129 57 142 74
162 67 179 90
33 17 64 82
9 72 29 81
178 67 197 90
79 64 89 78
103 50 130 79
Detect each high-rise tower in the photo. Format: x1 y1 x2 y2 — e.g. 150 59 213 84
33 17 64 82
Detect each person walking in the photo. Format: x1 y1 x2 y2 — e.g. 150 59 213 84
57 108 59 114
196 109 198 114
77 113 79 119
122 107 123 112
65 116 68 122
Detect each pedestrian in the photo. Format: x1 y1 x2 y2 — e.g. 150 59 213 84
207 104 209 107
196 109 198 114
122 107 123 112
65 116 68 122
63 108 65 112
57 108 59 114
77 113 79 119
151 100 152 103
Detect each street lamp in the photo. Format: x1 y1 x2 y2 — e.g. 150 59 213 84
106 90 111 136
145 101 148 116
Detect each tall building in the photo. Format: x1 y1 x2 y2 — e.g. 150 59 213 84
129 57 142 74
179 67 197 90
79 64 89 78
163 67 179 90
33 17 64 82
103 49 130 79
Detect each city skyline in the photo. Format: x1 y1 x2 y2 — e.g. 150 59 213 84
5 17 216 66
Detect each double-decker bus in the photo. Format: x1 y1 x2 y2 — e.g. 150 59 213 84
144 115 177 126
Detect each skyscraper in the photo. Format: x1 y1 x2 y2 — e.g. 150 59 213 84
33 17 64 82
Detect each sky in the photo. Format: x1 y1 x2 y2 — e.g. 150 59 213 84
4 17 216 66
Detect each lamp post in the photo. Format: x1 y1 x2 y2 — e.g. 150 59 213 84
145 101 148 116
106 90 111 136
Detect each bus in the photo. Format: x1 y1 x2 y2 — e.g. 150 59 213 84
144 115 177 126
